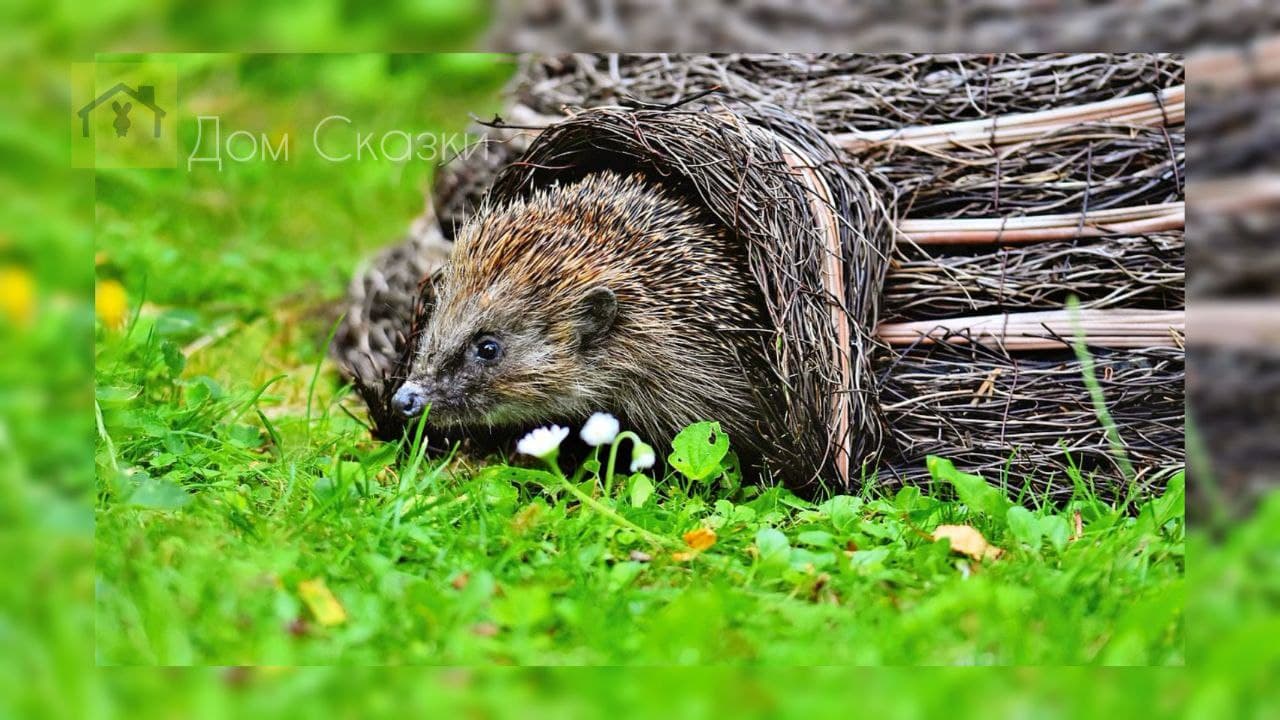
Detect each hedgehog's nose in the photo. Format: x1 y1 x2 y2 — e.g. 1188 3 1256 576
392 382 428 419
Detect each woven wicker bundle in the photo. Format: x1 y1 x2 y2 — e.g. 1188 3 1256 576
486 2 1277 53
1184 38 1280 512
334 53 1186 501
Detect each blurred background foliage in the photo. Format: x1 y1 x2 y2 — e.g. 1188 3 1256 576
12 0 493 55
0 0 1274 714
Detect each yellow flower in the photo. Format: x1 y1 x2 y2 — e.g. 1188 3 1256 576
96 279 128 328
0 265 34 325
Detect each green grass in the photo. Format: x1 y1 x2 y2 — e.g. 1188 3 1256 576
90 54 1186 666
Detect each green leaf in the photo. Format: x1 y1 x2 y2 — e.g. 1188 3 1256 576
126 473 191 510
819 495 863 533
1153 471 1185 525
607 561 645 593
185 376 223 407
927 456 1011 517
754 527 791 572
225 423 263 449
796 530 836 548
160 340 186 378
668 421 730 483
894 485 923 510
476 465 558 488
629 473 655 508
1007 506 1042 548
1041 514 1071 553
490 585 551 629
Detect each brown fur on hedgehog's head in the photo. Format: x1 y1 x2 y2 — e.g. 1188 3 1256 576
394 171 769 450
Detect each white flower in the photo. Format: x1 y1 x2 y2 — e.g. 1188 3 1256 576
630 442 656 472
517 425 569 459
579 412 620 447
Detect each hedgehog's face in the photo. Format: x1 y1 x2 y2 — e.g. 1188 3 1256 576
394 281 618 428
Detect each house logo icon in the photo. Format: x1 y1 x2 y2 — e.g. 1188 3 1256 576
77 83 166 139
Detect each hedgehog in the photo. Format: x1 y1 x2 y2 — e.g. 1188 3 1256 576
391 171 777 469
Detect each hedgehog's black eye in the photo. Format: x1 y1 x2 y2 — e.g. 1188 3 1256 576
473 335 503 364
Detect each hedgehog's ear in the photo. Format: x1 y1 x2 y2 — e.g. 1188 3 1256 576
572 286 617 348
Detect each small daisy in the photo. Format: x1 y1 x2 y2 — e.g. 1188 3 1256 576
630 442 656 472
579 412 620 447
517 425 570 460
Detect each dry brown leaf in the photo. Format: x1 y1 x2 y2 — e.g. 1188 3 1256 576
297 578 347 627
683 527 717 551
451 572 470 590
1071 510 1084 542
510 502 545 535
932 524 1003 561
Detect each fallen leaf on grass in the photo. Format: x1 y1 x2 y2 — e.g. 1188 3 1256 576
297 578 347 627
510 502 545 535
931 524 1003 561
451 572 470 590
1071 510 1084 542
673 528 717 561
683 527 717 551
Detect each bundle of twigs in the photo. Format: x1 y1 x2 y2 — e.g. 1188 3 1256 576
510 53 1182 132
487 2 1273 54
871 125 1184 219
878 343 1184 500
837 85 1183 150
884 234 1184 322
1186 36 1280 512
1189 346 1280 509
333 52 1186 501
1188 180 1280 297
1186 39 1280 177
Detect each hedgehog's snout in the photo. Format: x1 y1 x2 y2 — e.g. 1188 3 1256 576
392 382 428 419
393 375 472 420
